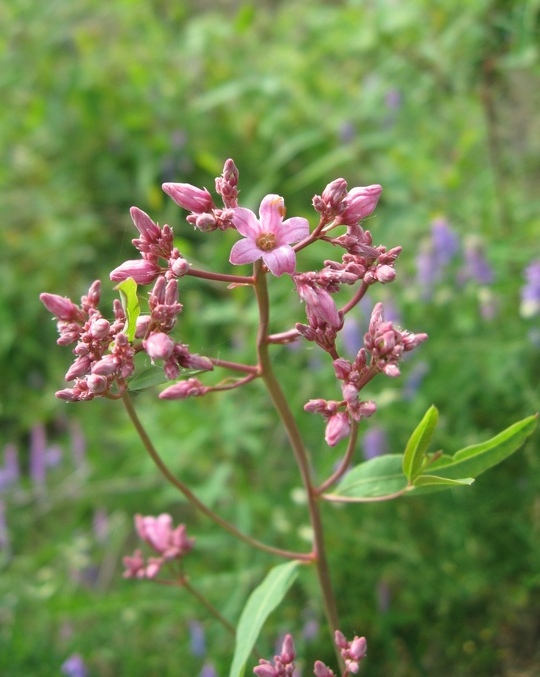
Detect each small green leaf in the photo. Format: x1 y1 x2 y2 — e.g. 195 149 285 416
229 560 301 677
128 366 168 391
335 455 408 499
115 277 140 342
428 415 537 480
402 405 439 481
412 475 474 488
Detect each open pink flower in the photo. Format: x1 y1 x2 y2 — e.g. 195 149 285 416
229 195 309 277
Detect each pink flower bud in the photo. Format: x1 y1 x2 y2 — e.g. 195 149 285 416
313 661 336 677
170 256 190 277
333 358 352 381
253 663 277 677
144 332 175 361
65 355 92 381
341 184 382 226
40 293 82 322
86 374 109 394
349 636 367 662
135 315 151 338
110 260 162 285
325 412 351 447
375 265 396 284
162 182 215 213
130 207 161 241
89 318 111 339
159 378 208 400
92 356 118 376
279 634 295 664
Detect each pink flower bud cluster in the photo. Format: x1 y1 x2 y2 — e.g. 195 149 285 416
253 632 366 677
162 159 240 232
253 634 296 677
327 223 402 286
334 630 367 673
40 282 135 401
123 513 194 579
294 273 343 354
110 207 189 285
364 303 428 377
313 179 381 228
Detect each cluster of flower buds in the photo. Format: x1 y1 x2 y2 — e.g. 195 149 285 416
110 207 189 285
162 158 240 232
253 632 366 677
123 513 194 579
40 281 134 401
364 302 428 378
312 179 381 228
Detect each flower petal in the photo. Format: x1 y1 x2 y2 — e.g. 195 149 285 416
259 194 285 233
231 207 261 238
274 216 310 246
263 245 296 277
229 238 263 265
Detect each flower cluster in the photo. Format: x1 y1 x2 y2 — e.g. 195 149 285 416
40 281 134 401
253 632 366 677
162 158 239 232
123 513 194 579
304 301 426 446
364 302 428 378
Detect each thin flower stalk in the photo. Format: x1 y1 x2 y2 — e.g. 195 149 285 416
121 391 311 562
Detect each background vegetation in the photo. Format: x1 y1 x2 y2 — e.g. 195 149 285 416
1 0 539 674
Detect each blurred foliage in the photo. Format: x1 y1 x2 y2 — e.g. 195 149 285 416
1 0 540 674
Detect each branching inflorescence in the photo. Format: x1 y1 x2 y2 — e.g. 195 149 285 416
41 158 429 674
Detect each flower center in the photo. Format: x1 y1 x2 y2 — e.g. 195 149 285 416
256 232 277 252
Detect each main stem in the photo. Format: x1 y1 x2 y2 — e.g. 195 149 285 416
253 262 343 669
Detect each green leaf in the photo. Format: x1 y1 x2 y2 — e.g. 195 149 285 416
115 277 140 342
428 415 538 480
335 455 408 499
402 405 439 481
229 560 301 677
128 366 168 391
412 475 474 488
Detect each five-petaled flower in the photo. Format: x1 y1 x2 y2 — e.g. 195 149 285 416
229 194 309 277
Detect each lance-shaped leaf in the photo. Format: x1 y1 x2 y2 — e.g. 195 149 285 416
115 277 140 342
402 405 439 481
426 415 537 480
229 560 301 677
335 454 408 499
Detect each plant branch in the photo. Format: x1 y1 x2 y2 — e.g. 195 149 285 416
252 261 344 670
121 391 311 562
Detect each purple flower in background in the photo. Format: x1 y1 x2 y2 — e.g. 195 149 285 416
61 654 88 677
520 260 540 318
431 218 459 267
385 89 401 110
70 421 87 469
459 236 494 285
29 423 47 486
362 427 388 460
199 662 218 677
0 444 19 491
93 509 109 544
416 218 460 296
402 361 429 400
189 620 206 658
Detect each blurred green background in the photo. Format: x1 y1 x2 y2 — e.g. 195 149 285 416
1 0 540 675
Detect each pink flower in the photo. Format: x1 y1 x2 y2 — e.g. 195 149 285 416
230 195 309 277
